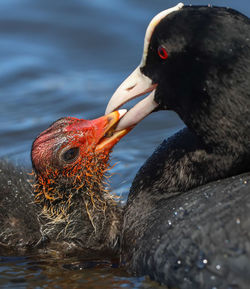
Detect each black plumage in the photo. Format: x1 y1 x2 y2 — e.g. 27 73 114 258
106 5 250 288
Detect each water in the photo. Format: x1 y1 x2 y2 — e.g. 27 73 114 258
0 0 249 287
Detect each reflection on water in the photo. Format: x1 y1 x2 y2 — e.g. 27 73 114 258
0 0 249 287
0 255 148 289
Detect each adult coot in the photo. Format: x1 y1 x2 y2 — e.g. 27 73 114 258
106 3 250 288
0 110 129 257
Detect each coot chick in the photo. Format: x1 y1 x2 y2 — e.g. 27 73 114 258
106 3 250 288
0 110 129 257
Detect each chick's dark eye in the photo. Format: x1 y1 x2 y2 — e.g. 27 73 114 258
158 46 168 59
61 147 80 163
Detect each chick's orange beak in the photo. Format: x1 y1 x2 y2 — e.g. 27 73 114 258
93 109 131 152
65 110 131 152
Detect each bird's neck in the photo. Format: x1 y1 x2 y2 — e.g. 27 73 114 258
33 153 110 215
168 49 250 160
32 152 122 252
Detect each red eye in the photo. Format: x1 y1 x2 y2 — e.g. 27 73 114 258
158 46 168 59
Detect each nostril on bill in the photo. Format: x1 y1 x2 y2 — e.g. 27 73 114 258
126 84 136 91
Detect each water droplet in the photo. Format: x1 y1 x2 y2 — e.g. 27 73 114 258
203 192 210 199
196 252 207 269
174 211 178 216
168 220 172 226
216 264 221 270
210 275 216 280
7 180 12 186
177 260 181 265
236 218 240 224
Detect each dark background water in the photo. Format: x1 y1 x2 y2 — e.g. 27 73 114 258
0 0 249 288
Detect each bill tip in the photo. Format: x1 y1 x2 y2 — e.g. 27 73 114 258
118 109 127 118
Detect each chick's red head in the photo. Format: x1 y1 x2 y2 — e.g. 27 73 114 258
31 110 128 175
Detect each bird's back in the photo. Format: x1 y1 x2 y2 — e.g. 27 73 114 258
0 160 41 253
